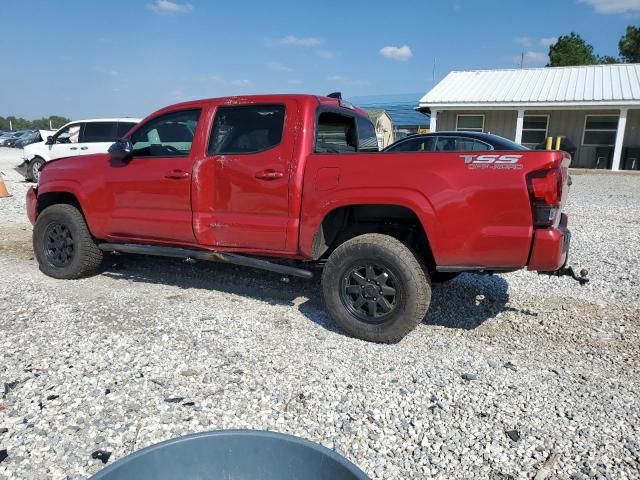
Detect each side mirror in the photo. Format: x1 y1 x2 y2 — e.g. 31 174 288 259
46 136 54 145
108 138 133 161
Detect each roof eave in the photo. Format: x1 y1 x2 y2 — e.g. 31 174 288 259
419 101 640 110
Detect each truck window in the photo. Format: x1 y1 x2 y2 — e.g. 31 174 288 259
316 112 357 153
356 116 379 152
130 109 200 157
54 123 81 144
208 105 285 155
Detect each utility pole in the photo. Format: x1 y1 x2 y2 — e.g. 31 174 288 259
432 57 437 84
520 52 524 68
49 119 53 129
9 119 12 131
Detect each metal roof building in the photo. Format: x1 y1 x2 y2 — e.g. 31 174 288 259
419 64 640 170
350 94 429 148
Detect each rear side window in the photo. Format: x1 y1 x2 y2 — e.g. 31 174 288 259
316 112 357 153
116 122 136 139
208 105 285 155
387 137 435 152
356 116 379 152
82 122 116 143
435 137 491 152
131 109 201 157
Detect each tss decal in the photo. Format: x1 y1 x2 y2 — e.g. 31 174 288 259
460 154 524 170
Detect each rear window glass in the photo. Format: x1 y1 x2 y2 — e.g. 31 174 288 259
82 122 116 142
356 116 379 152
208 105 285 155
386 137 435 152
316 112 357 153
435 137 490 152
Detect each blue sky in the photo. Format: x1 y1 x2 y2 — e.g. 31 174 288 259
1 0 639 119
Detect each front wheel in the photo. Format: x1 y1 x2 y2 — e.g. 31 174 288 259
322 234 431 343
28 157 45 182
33 204 103 279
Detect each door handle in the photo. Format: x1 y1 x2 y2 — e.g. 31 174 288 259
80 146 88 150
255 169 284 180
70 147 78 150
164 169 190 179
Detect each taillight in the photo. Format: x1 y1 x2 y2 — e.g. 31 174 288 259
527 167 565 228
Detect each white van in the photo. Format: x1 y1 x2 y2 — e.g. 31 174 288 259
17 118 140 181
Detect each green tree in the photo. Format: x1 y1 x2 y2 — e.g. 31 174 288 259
0 115 71 131
598 55 619 64
548 32 597 67
619 25 640 63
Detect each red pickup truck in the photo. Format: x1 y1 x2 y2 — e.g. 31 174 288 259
26 94 585 343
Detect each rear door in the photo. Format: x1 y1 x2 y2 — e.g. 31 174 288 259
79 121 118 155
198 101 297 250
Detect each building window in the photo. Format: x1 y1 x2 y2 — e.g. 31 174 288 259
582 114 618 146
522 115 549 145
456 114 484 132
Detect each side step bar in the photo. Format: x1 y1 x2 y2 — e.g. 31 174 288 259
98 243 313 279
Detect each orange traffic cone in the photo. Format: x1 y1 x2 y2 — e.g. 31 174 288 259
0 178 10 198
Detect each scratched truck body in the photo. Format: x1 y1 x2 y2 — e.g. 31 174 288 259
27 94 582 343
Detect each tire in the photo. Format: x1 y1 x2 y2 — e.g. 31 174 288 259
29 157 45 183
33 204 103 279
430 271 461 283
322 233 431 343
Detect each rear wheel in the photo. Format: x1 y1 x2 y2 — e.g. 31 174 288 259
322 233 431 343
33 204 103 279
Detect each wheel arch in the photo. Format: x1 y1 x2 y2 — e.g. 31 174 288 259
310 203 438 271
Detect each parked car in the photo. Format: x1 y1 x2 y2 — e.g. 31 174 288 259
383 131 529 152
14 130 42 148
16 118 140 182
5 130 36 148
28 94 585 343
0 130 30 146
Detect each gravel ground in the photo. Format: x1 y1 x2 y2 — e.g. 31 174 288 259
0 147 639 479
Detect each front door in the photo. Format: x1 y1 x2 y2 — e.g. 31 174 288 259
199 102 296 250
48 122 83 159
104 108 202 243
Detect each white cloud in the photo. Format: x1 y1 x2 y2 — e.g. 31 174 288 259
267 62 292 72
379 45 412 61
578 0 640 13
287 79 303 85
147 0 193 15
516 37 533 48
279 35 323 47
539 37 558 48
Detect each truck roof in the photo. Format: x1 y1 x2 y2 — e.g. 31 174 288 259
160 94 370 118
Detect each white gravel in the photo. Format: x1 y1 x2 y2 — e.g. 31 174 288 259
0 147 639 479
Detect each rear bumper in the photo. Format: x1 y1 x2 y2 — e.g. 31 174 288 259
26 186 37 225
527 213 570 272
